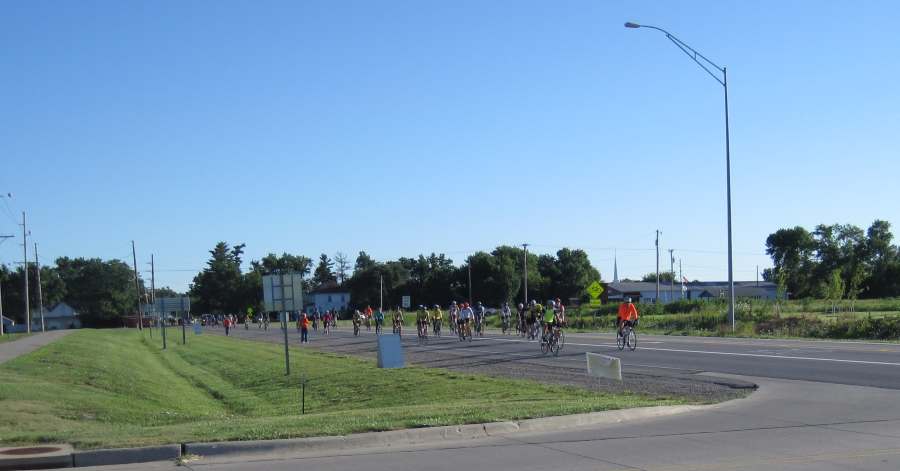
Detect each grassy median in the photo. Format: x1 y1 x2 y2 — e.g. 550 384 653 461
0 329 684 449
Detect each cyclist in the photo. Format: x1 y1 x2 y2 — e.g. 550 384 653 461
500 302 512 334
430 304 443 337
416 305 429 339
516 303 526 336
542 300 559 340
458 302 474 340
374 308 385 334
617 297 639 335
393 307 404 335
448 301 459 333
322 311 332 335
555 298 566 326
525 301 538 339
474 301 486 336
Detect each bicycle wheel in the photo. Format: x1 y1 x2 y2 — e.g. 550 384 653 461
557 330 565 349
551 336 561 356
353 324 359 336
616 329 626 350
627 329 637 351
540 339 549 355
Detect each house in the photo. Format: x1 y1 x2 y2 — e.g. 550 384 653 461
604 281 778 304
304 283 350 313
32 302 81 330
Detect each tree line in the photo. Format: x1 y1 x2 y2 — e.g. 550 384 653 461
188 243 602 315
1 257 150 327
764 220 900 300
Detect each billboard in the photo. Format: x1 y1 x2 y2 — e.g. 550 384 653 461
262 273 304 312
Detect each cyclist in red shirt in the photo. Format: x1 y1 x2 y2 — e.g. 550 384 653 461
617 297 639 335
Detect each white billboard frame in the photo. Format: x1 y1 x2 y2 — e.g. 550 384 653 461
262 272 304 312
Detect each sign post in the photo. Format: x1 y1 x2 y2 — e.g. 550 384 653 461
401 296 411 309
263 272 303 376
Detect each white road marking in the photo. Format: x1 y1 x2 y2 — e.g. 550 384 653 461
468 335 900 367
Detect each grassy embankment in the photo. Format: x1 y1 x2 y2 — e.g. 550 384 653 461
489 298 900 340
0 329 686 449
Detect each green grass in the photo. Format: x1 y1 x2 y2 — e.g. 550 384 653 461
0 329 685 449
0 333 30 343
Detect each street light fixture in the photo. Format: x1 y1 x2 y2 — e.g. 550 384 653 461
625 21 736 331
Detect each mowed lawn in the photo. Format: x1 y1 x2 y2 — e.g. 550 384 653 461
0 329 685 449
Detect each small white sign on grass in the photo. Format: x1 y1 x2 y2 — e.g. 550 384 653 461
586 352 622 381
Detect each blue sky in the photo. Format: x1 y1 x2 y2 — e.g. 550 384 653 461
2 0 898 291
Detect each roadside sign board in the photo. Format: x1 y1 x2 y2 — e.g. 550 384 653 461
377 334 405 368
586 352 622 381
156 296 191 314
587 281 604 307
262 273 304 312
401 295 411 309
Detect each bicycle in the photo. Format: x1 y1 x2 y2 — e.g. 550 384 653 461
432 319 441 337
617 323 637 351
353 320 361 337
458 320 472 342
393 320 403 337
501 316 510 335
375 319 383 335
418 319 429 341
540 325 563 356
474 317 484 337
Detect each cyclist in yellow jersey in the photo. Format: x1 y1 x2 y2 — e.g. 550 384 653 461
430 304 443 336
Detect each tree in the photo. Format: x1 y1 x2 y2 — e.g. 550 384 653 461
641 272 675 283
312 253 336 287
252 253 312 277
56 257 140 327
334 252 350 286
354 251 376 273
553 248 601 302
766 226 816 297
189 242 246 315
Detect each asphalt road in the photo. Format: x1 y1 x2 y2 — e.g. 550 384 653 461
213 323 900 390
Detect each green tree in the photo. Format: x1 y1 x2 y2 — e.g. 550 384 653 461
553 248 601 302
766 226 816 297
312 253 336 287
56 257 140 327
189 242 246 314
641 272 675 283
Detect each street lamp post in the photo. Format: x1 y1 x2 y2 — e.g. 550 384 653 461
625 21 735 331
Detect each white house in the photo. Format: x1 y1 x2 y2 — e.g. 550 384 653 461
32 302 81 330
604 281 777 304
304 284 351 313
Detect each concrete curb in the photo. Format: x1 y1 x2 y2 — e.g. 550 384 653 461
0 444 73 470
186 404 708 461
71 445 181 468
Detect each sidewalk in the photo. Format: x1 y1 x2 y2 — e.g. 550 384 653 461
0 330 74 364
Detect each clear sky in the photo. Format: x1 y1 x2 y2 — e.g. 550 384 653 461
2 0 898 292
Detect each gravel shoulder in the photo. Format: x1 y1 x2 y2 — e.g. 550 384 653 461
210 326 755 403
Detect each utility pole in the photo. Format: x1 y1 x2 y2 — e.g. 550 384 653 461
131 241 143 330
379 275 383 311
655 230 660 304
151 254 164 349
0 234 13 336
756 265 759 287
679 259 684 300
22 212 30 333
34 243 45 332
522 243 529 304
468 262 473 304
669 249 675 304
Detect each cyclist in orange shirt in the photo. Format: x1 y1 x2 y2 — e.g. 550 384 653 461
617 297 639 335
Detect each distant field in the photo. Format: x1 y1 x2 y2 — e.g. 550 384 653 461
0 329 684 449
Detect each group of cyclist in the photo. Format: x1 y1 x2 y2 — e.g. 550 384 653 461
313 296 642 350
